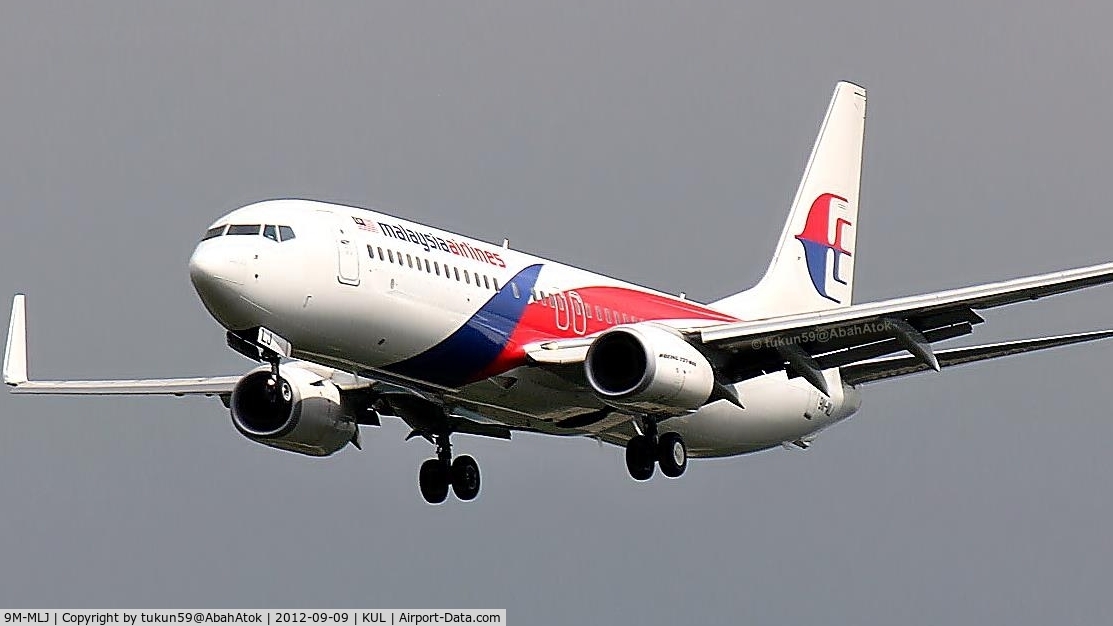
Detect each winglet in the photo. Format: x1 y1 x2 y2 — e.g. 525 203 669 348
4 294 27 385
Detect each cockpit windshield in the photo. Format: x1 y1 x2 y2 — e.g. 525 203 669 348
201 225 227 241
200 224 296 242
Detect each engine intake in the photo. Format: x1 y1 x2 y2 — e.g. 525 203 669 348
230 365 355 457
585 324 715 414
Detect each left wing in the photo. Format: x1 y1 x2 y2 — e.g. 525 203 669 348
686 260 1113 389
525 261 1113 392
696 260 1113 348
841 330 1113 385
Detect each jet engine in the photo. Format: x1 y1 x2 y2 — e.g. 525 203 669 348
229 364 356 456
584 324 715 414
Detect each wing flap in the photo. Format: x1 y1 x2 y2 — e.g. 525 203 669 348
841 330 1113 385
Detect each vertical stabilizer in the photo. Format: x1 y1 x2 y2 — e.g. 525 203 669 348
713 82 866 319
4 294 27 385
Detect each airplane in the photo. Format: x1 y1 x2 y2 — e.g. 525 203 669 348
7 81 1113 504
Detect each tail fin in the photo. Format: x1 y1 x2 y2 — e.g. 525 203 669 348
713 81 866 319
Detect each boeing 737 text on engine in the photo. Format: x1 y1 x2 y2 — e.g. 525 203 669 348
8 82 1113 504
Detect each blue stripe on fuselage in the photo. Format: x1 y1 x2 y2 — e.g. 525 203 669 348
385 264 543 387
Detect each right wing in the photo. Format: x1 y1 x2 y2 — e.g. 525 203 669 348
5 294 513 441
3 295 241 396
2 294 379 396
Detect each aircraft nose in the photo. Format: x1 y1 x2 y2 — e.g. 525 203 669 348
189 242 251 328
189 242 245 287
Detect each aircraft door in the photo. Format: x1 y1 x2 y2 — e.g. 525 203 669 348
554 292 570 331
337 237 360 285
568 290 587 335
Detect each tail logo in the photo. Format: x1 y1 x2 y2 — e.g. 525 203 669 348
795 193 853 303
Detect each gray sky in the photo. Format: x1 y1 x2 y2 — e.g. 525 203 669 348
2 1 1113 623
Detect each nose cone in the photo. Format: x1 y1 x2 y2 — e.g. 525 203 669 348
189 242 252 329
189 242 246 286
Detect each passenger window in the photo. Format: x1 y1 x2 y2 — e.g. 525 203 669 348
388 250 395 263
377 247 384 260
605 309 613 324
278 226 295 241
424 259 431 273
263 225 278 241
483 275 490 289
406 254 413 269
454 267 460 281
557 297 565 311
595 305 602 320
493 278 500 291
548 295 556 308
464 270 471 285
585 305 593 319
511 282 520 299
397 251 404 266
434 261 440 276
201 225 226 241
227 224 261 236
622 313 629 323
366 245 375 259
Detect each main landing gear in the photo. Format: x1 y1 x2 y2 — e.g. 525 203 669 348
418 432 481 504
625 424 688 481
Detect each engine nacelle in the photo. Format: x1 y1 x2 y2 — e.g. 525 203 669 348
584 324 715 414
229 364 355 457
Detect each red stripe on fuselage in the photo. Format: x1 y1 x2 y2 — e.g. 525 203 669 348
477 286 739 379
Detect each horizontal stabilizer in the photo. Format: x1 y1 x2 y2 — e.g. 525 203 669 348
841 330 1113 385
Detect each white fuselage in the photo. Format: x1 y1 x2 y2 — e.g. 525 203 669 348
188 199 862 457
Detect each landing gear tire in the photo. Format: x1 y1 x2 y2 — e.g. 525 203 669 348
265 376 292 405
451 455 481 501
626 435 656 481
419 459 450 504
657 432 687 478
